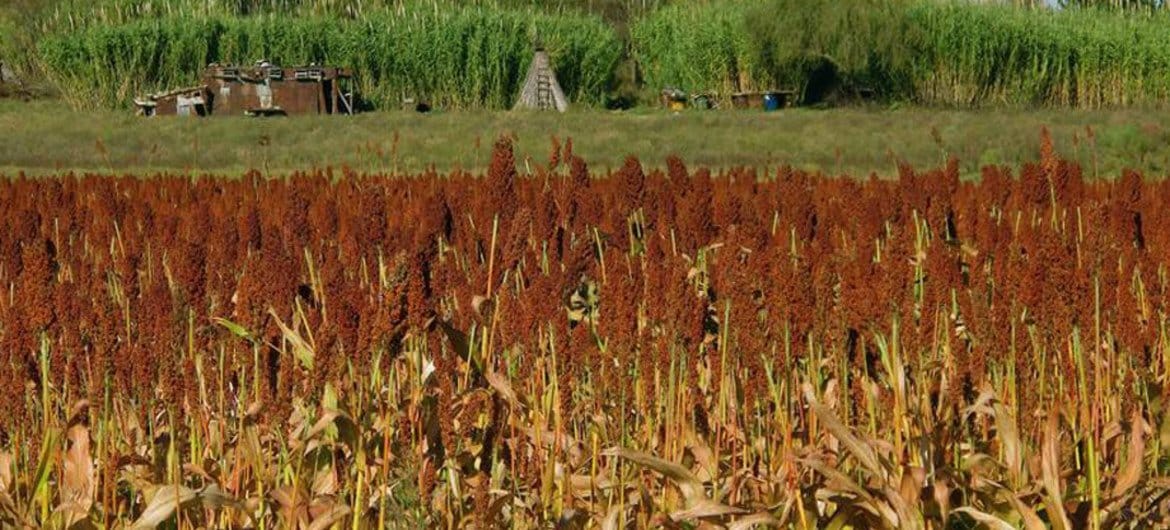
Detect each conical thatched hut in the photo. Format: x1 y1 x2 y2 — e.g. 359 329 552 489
514 49 568 112
0 60 18 85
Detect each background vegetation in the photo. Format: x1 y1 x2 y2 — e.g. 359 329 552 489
631 0 1170 108
10 0 1170 110
28 4 621 110
910 3 1170 107
630 0 922 104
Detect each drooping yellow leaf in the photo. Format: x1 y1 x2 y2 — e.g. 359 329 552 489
129 485 196 530
1110 409 1148 500
1040 411 1072 530
949 507 1015 530
57 423 95 527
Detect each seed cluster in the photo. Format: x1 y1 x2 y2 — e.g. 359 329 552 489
0 137 1166 435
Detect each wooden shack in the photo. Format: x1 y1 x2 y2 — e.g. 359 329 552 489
136 62 356 117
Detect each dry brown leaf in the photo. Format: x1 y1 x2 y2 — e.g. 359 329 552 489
992 402 1025 489
605 446 747 522
670 498 747 522
949 507 1015 530
556 508 588 530
270 485 309 526
1041 410 1072 530
268 308 315 370
963 386 997 420
803 385 885 480
1102 420 1124 443
600 503 624 530
308 496 337 521
311 464 339 497
725 511 784 530
485 492 513 524
898 466 925 506
303 408 343 442
471 294 494 320
269 486 299 509
306 504 350 530
527 428 584 465
1004 493 1047 530
245 401 264 420
687 443 718 483
0 450 11 493
1110 409 1147 500
0 489 17 519
563 471 614 495
931 475 952 525
604 447 705 504
797 457 895 524
181 463 214 482
485 369 526 411
59 423 95 526
129 485 197 529
66 400 90 427
198 484 242 511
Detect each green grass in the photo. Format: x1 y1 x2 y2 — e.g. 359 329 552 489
4 99 1170 178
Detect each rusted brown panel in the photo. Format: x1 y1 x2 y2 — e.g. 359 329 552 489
231 83 258 114
206 79 263 116
271 79 322 114
155 98 178 115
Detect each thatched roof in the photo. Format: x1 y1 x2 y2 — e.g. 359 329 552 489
0 61 19 85
514 50 568 112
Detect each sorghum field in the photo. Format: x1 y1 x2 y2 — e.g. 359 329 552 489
1 132 1169 529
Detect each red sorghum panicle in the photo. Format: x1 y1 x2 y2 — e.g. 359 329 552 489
0 144 1165 470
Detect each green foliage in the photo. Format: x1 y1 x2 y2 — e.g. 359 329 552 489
632 0 1170 108
630 2 756 97
1058 0 1164 9
741 0 920 101
33 4 622 110
632 0 920 103
10 0 671 21
909 2 1170 108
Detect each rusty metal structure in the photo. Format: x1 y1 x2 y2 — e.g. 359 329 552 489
136 62 356 117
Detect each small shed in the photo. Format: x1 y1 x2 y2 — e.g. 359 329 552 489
136 62 356 117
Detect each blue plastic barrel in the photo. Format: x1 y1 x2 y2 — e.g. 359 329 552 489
763 92 782 111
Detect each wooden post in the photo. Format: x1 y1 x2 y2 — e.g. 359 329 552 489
317 73 326 114
332 77 339 115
